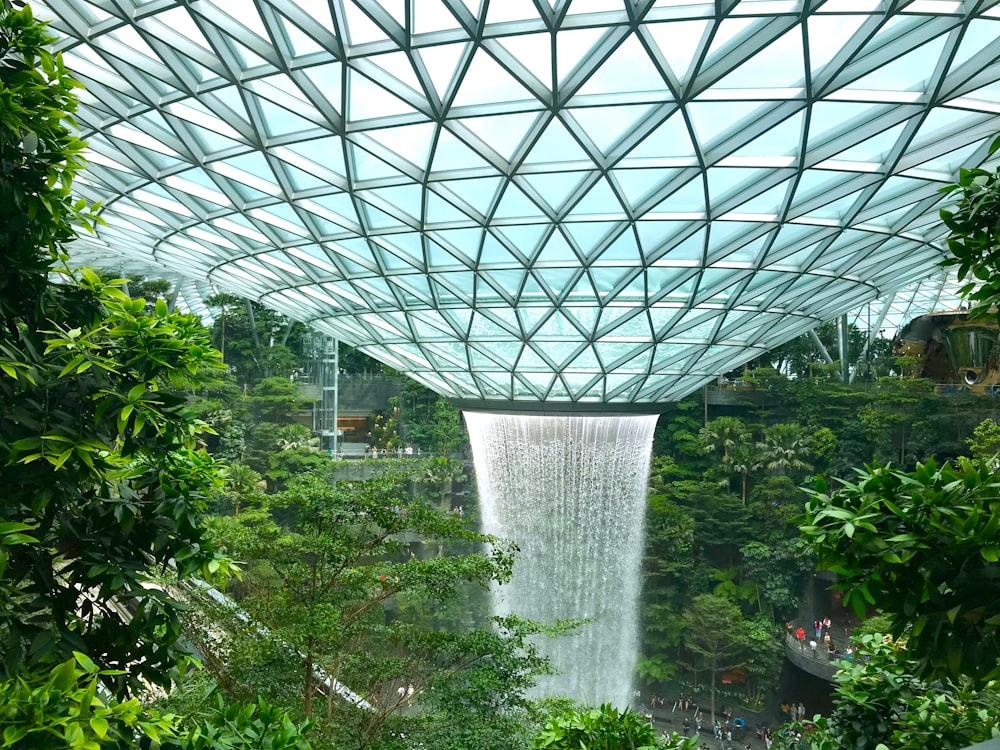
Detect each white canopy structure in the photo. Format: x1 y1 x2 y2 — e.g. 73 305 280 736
35 0 1000 405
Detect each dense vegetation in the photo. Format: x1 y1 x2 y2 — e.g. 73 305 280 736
5 6 1000 749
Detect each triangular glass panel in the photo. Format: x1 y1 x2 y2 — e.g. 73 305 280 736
831 122 907 164
424 341 471 369
411 310 455 338
390 273 435 305
569 104 654 155
564 345 602 373
367 50 424 94
300 63 343 116
566 178 625 218
519 273 547 302
476 341 524 370
437 270 477 300
613 168 679 211
597 306 649 338
561 371 601 399
511 373 550 401
523 116 592 164
844 34 947 93
349 142 409 181
556 26 607 85
485 0 542 24
361 201 409 230
282 135 349 181
361 184 424 222
469 313 517 340
725 180 790 216
709 15 771 59
562 221 620 257
596 230 641 262
620 112 697 166
643 19 710 81
370 122 436 171
425 238 467 269
481 269 526 301
534 231 580 264
431 128 496 173
376 234 425 270
441 307 472 336
432 176 502 217
805 14 867 75
431 228 484 265
515 304 553 336
576 34 666 96
647 178 706 215
425 191 471 223
274 11 327 57
635 221 694 257
687 101 771 147
496 32 552 89
534 307 585 340
348 70 418 120
452 48 537 107
710 26 804 89
537 341 586 371
563 304 599 334
590 265 637 298
493 183 544 219
708 221 767 262
949 18 1000 73
726 112 803 159
481 232 526 267
417 42 470 99
518 345 555 373
343 1 391 44
522 171 588 212
460 112 541 161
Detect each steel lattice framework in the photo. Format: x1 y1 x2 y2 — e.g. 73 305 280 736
34 0 1000 404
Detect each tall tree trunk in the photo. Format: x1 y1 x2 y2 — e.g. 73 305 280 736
304 645 314 717
710 658 717 724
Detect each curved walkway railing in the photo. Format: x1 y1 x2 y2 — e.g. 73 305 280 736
783 633 839 681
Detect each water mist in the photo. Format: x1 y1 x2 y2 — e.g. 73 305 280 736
465 411 657 708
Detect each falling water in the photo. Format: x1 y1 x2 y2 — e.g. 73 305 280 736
465 411 658 708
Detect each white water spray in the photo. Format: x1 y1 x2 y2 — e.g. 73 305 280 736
465 412 658 707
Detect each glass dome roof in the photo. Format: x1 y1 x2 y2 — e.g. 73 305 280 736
36 0 1000 404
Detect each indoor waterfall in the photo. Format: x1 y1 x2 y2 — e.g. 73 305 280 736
465 411 658 708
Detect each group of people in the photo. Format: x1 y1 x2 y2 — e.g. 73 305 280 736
789 616 853 661
780 702 807 722
366 444 415 458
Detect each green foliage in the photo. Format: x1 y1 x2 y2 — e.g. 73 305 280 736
773 634 1000 750
698 416 750 461
0 4 99 319
0 270 229 692
246 377 308 425
968 417 1000 466
532 703 692 750
939 133 1000 320
680 594 749 719
0 656 312 750
204 295 304 388
200 472 520 747
802 458 1000 685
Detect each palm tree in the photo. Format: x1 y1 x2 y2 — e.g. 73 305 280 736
699 416 751 462
224 462 263 515
729 441 764 503
759 422 813 477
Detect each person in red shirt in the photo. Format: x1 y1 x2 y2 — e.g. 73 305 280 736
795 626 806 649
